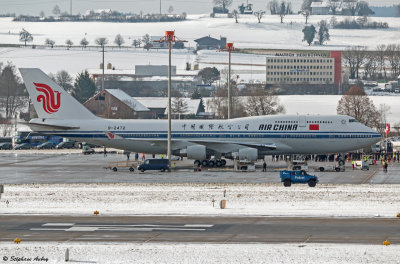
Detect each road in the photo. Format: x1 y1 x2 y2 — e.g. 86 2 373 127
0 151 399 184
1 215 399 244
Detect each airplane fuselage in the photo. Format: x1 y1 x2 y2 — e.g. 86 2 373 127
29 114 382 158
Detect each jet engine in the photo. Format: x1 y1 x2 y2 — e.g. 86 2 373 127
238 148 258 161
186 145 207 160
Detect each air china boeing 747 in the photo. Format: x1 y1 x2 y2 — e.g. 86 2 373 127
19 68 381 164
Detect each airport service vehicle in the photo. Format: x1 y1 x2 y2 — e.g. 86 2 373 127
82 145 95 155
19 68 382 165
314 165 342 172
14 143 32 150
36 142 56 149
280 170 319 187
0 142 13 150
138 159 170 172
56 141 76 149
13 131 62 148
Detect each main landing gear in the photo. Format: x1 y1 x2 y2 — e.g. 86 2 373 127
194 159 227 168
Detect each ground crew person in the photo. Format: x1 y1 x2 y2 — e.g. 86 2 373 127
352 160 355 170
382 160 386 172
262 161 267 172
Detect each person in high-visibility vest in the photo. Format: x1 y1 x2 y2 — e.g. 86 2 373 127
352 160 355 170
382 160 386 172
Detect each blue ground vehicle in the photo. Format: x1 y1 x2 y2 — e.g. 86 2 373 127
280 170 319 187
138 159 170 172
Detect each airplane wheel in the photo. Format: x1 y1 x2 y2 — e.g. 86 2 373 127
194 160 201 167
216 160 222 167
208 160 215 167
202 160 209 167
221 159 227 166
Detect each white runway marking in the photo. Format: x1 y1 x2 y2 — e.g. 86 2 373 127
31 223 214 232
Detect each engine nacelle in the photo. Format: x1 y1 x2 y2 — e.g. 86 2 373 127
238 148 258 161
186 145 206 160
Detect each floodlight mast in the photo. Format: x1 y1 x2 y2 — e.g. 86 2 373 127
221 43 234 119
154 31 187 161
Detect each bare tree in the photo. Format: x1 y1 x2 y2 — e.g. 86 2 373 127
254 10 265 23
39 11 45 17
301 9 311 24
0 64 27 119
233 10 239 23
376 44 387 79
342 46 367 79
343 0 358 16
336 86 379 128
328 0 339 15
19 28 33 47
95 37 108 47
133 38 142 48
45 38 55 48
55 70 73 92
142 34 152 50
52 5 61 16
65 39 73 49
80 38 89 48
329 15 338 27
245 89 285 116
363 53 378 80
213 0 233 12
385 44 400 78
114 34 125 49
208 86 245 119
268 0 279 14
168 5 174 14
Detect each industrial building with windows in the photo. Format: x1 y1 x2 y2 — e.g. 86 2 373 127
265 51 342 85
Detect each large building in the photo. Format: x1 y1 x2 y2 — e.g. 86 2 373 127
265 51 342 86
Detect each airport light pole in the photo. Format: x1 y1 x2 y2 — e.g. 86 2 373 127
154 31 186 160
221 43 234 119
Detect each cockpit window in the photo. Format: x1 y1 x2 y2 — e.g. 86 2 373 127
349 119 359 123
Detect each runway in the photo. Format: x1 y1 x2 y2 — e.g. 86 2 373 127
0 151 399 184
1 215 399 244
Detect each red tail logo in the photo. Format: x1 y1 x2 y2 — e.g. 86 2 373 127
34 82 61 114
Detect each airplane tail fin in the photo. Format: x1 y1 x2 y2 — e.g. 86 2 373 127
19 68 96 120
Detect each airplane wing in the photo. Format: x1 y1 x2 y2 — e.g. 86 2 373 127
21 121 80 130
187 140 277 152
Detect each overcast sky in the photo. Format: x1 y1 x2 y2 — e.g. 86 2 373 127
0 0 398 16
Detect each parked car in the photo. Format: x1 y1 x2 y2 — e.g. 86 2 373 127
37 142 56 149
14 143 32 150
56 141 76 149
0 142 13 150
138 159 170 172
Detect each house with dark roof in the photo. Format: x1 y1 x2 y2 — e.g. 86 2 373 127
84 89 152 119
194 35 227 50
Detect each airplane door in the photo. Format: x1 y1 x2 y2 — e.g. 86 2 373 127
299 116 306 127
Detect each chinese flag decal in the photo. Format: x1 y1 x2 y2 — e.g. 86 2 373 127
309 124 319 131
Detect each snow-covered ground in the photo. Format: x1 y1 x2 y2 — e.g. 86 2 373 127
0 242 399 264
1 14 400 49
1 183 399 218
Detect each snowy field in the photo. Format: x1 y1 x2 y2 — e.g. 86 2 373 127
0 242 399 264
1 183 399 218
1 14 400 49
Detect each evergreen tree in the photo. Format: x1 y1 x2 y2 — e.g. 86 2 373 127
191 88 202 99
318 20 330 45
302 25 316 46
72 71 96 103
